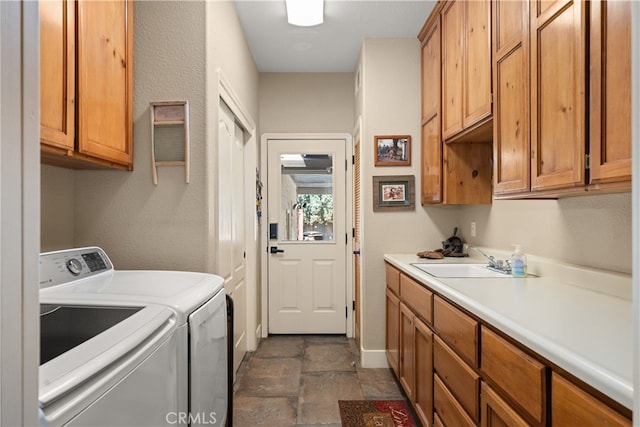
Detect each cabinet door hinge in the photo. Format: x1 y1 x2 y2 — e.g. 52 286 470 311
585 154 590 170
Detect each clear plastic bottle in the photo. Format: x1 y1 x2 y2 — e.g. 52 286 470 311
510 244 527 278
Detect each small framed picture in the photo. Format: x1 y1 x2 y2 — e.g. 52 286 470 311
373 175 415 212
374 135 411 166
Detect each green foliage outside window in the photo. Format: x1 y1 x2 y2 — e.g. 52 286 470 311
297 194 333 225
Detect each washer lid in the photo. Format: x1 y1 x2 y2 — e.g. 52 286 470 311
39 303 176 405
40 270 224 322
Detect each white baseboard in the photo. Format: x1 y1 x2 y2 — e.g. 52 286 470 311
359 348 390 368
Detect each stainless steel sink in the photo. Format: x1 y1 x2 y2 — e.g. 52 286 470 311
40 305 142 365
412 263 515 278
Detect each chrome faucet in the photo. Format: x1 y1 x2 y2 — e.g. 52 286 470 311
466 245 511 274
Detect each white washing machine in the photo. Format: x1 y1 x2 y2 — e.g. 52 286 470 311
39 247 227 427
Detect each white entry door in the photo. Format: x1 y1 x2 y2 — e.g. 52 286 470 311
218 101 247 373
267 138 347 334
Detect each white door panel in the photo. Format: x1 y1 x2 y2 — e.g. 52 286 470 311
267 139 347 334
218 102 247 373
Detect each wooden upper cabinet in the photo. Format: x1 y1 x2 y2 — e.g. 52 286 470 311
530 0 586 192
493 0 530 195
441 0 464 139
464 0 492 127
441 0 492 142
77 0 133 168
422 18 441 124
589 0 632 186
420 14 443 205
41 0 134 171
40 0 75 151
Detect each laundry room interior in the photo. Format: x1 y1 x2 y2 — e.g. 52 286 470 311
1 0 639 426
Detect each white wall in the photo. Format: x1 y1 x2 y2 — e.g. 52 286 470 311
630 1 639 421
0 1 40 423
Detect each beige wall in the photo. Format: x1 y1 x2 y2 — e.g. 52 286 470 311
259 73 354 134
358 39 461 352
459 193 632 274
40 165 74 252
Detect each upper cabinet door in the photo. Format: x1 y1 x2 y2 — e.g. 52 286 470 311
441 0 464 140
422 19 441 124
463 0 492 128
40 0 75 151
493 0 530 195
442 0 492 142
421 18 443 205
77 0 133 168
589 0 632 185
530 0 586 192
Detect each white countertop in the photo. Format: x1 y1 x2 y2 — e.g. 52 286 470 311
384 253 633 409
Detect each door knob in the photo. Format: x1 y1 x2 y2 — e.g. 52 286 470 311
270 246 284 254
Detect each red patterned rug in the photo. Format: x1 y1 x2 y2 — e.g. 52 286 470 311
338 400 417 427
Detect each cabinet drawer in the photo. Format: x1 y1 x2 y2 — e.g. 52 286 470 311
434 412 445 427
434 374 475 427
434 296 478 367
481 381 530 427
386 263 400 295
400 273 433 324
434 335 480 422
551 373 630 427
480 327 546 424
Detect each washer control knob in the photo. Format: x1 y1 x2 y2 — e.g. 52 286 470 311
66 258 83 275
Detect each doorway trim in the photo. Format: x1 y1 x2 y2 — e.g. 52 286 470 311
260 133 354 338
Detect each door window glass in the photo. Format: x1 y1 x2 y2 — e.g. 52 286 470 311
279 153 334 241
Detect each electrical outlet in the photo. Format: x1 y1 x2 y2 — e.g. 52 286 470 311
471 221 477 237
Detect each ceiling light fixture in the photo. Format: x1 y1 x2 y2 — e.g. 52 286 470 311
285 0 324 27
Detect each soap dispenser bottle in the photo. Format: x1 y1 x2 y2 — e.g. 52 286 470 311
510 245 527 277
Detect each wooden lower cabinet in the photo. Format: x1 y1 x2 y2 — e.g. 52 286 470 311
399 302 415 400
480 327 546 425
434 335 480 423
414 317 434 427
481 382 530 427
385 287 400 376
434 374 476 427
551 373 630 427
384 262 631 427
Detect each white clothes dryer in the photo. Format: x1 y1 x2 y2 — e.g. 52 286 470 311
40 247 227 427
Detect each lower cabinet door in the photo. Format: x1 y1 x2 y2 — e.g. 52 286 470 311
385 288 400 375
434 374 475 427
414 317 433 427
480 381 530 427
399 302 415 400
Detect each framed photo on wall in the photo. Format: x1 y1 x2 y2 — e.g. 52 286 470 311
373 175 415 212
374 135 411 166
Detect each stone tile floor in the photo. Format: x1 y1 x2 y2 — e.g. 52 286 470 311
232 335 407 426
